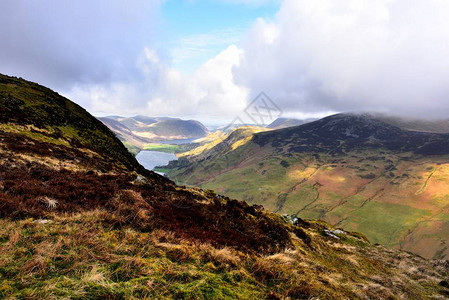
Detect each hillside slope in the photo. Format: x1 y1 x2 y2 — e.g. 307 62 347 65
1 76 448 298
0 75 142 172
167 113 449 259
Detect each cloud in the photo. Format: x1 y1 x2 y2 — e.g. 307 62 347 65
0 0 248 122
68 45 248 122
234 0 449 118
170 28 244 73
0 0 163 90
4 0 448 122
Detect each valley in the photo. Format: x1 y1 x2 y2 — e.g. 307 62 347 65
165 114 449 259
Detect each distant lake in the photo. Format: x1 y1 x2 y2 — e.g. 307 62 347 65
136 151 177 175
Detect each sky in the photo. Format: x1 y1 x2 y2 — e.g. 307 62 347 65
1 0 449 125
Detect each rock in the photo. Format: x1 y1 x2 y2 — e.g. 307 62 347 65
333 229 346 235
33 219 53 224
133 175 148 185
253 204 264 211
283 214 300 226
324 229 340 239
324 229 346 239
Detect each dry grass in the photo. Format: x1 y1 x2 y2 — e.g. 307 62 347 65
0 209 448 299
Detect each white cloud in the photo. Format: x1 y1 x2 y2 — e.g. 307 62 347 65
5 0 448 122
234 0 449 118
68 45 248 122
0 0 163 90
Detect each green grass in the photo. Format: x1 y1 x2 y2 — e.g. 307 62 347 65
334 201 431 246
0 214 266 299
1 210 443 299
143 144 180 153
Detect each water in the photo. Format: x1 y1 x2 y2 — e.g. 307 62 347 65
136 151 177 174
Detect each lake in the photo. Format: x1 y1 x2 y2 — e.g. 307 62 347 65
136 151 177 175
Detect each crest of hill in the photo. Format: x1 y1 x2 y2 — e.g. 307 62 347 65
254 113 449 155
0 74 141 172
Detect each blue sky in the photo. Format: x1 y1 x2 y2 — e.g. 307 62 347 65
162 0 279 73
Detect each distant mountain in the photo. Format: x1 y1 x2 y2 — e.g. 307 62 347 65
166 113 449 259
2 75 448 298
99 115 210 153
102 116 209 139
267 117 316 129
132 119 209 138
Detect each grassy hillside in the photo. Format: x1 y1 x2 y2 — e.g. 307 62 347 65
1 75 449 298
167 114 449 259
0 75 141 172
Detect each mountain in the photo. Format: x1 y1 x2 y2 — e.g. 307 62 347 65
167 113 449 259
1 75 449 298
103 116 209 140
267 117 315 129
133 118 209 138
